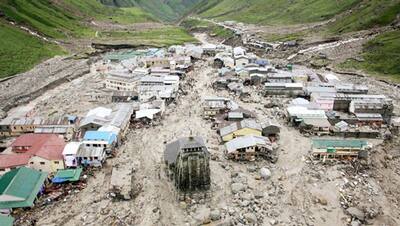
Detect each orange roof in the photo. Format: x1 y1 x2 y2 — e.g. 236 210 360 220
11 134 65 160
0 154 30 169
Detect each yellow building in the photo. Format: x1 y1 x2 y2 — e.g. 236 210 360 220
11 133 66 173
220 119 262 142
28 156 65 173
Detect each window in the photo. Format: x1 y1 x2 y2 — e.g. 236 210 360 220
30 162 34 164
40 162 45 165
54 161 59 164
94 156 98 160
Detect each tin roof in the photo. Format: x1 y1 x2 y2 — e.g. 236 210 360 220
62 142 82 155
0 154 30 169
220 119 262 137
312 139 368 149
0 167 47 209
83 131 117 144
11 134 65 160
52 168 83 183
0 215 14 226
225 135 270 153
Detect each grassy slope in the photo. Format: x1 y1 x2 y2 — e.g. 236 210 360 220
0 0 155 39
198 0 360 25
328 0 400 33
0 20 64 78
339 30 400 82
103 0 202 22
97 26 197 46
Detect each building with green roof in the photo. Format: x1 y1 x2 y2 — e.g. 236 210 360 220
0 167 47 209
0 215 14 226
312 139 369 160
52 168 82 184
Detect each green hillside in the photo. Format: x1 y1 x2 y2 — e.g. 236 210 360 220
328 0 400 33
0 0 155 39
0 20 64 78
100 0 202 21
340 30 400 82
197 0 360 25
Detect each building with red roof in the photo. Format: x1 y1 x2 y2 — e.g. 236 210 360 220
5 134 66 173
0 154 30 175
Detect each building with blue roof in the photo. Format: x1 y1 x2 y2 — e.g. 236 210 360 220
83 131 117 144
82 131 117 157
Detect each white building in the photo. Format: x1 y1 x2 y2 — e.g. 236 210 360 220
62 142 82 168
104 71 140 91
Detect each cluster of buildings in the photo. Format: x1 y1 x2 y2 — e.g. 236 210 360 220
202 96 280 162
284 74 394 139
209 43 397 162
0 44 209 216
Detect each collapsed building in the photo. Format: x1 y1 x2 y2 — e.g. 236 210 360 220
164 137 210 192
225 135 274 161
203 97 237 118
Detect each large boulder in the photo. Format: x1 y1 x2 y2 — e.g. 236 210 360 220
260 167 272 180
210 209 221 221
346 207 365 221
231 182 246 194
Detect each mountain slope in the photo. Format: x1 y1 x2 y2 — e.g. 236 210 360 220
0 20 64 78
0 0 155 38
100 0 202 21
196 0 400 33
340 30 400 82
197 0 361 25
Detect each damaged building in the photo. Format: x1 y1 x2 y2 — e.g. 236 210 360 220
164 137 211 192
225 135 274 161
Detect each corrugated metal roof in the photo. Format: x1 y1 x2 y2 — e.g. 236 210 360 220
62 142 81 155
0 154 30 169
52 168 82 183
0 167 47 209
225 135 270 153
109 104 134 129
220 119 261 137
11 134 65 160
0 215 14 226
83 131 116 144
312 139 368 149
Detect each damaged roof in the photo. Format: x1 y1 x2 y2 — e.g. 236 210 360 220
220 119 262 137
225 135 271 153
